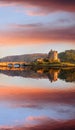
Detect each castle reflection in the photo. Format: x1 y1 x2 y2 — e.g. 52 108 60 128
48 69 60 82
37 68 60 82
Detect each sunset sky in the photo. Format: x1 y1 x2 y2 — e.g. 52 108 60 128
0 0 75 57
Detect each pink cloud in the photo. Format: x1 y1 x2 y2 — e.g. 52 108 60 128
0 0 75 15
0 117 75 130
0 23 75 45
0 86 75 109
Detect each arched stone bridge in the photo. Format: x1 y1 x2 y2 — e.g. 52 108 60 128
0 62 30 68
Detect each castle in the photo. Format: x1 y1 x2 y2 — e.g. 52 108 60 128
48 49 60 62
36 49 60 63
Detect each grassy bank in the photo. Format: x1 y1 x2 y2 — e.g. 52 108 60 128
31 61 75 68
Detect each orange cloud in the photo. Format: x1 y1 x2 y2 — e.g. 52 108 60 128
0 24 75 45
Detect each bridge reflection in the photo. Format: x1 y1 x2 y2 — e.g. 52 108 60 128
0 66 60 82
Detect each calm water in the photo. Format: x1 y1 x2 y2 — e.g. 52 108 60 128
0 67 75 130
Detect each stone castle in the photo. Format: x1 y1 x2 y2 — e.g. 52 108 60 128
48 49 60 62
37 49 60 63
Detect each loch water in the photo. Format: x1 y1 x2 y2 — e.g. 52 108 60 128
0 67 75 129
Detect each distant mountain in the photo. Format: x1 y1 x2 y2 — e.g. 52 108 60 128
59 50 75 63
0 53 47 62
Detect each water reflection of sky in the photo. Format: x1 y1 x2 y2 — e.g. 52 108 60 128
0 102 75 126
0 71 75 128
0 73 75 89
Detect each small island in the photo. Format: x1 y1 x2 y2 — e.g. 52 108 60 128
0 49 75 68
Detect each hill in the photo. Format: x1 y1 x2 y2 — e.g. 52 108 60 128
59 50 75 63
0 53 47 62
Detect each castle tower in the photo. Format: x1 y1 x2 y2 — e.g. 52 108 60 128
48 50 59 61
53 51 58 60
